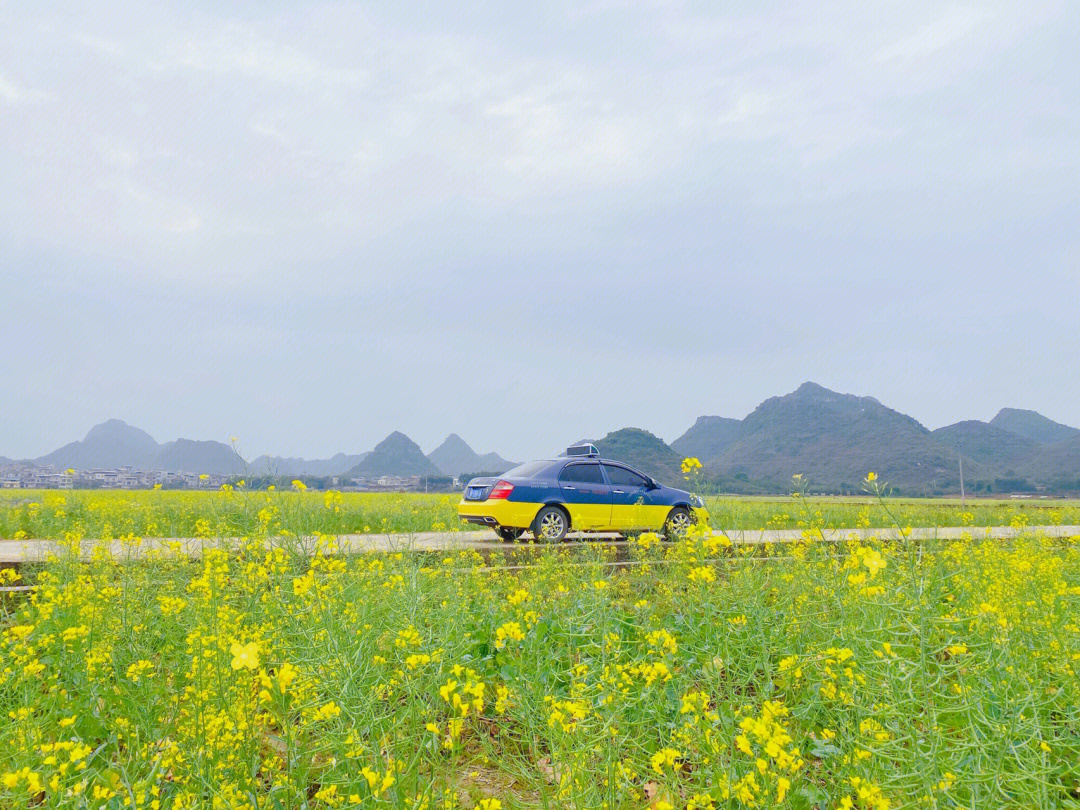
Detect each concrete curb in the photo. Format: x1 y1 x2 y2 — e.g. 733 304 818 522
2 525 1078 564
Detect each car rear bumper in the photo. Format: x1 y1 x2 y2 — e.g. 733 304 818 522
457 499 542 529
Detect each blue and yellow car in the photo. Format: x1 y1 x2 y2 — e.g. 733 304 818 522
457 444 709 542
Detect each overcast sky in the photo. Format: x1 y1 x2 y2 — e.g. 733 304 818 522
2 1 1078 461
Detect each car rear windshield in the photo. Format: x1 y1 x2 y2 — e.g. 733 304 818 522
503 461 553 479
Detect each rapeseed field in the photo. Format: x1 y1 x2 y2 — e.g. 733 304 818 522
2 480 1079 808
1 487 1077 540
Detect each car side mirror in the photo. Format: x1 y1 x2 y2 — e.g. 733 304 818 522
647 478 659 489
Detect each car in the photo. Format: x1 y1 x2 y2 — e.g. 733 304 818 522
457 444 709 542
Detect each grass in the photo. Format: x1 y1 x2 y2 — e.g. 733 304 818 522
1 489 1078 540
1 482 1080 808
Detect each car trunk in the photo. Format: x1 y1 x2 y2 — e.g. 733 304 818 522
462 477 500 500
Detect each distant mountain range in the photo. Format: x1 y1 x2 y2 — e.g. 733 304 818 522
10 421 517 480
37 419 161 470
31 420 246 476
707 382 965 491
667 382 1079 494
347 432 441 478
428 433 516 477
988 408 1080 444
249 453 370 478
7 382 1079 493
670 416 742 461
931 421 1036 467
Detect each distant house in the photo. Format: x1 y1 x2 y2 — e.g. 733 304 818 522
89 469 120 487
22 471 73 489
350 474 423 491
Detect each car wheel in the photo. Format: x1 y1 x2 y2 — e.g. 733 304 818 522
664 506 694 540
532 506 569 543
496 527 523 542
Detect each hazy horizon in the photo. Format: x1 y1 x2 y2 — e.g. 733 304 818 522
6 382 1079 463
3 1 1078 461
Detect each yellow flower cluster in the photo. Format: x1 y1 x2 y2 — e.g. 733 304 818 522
681 457 703 475
729 701 804 804
494 621 524 649
440 668 486 717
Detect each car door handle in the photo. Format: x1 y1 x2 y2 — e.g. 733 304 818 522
562 485 575 490
612 489 625 494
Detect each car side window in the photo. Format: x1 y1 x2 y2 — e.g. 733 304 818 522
603 464 648 488
560 463 605 484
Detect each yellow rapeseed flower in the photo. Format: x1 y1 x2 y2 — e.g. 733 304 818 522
681 457 703 475
688 565 716 583
230 641 260 671
651 747 684 774
495 621 525 649
863 550 886 578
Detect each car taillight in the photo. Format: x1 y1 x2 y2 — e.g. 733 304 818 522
488 481 514 500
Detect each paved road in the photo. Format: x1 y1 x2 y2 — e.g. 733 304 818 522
1 525 1078 564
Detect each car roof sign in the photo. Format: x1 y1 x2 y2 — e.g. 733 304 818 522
563 443 599 458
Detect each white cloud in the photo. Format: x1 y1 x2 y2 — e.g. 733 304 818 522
0 71 53 103
70 31 124 57
876 6 989 62
162 25 367 88
717 92 771 126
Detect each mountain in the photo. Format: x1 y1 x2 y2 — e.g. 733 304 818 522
154 439 244 476
249 452 369 478
346 432 440 478
932 420 1037 466
28 420 247 475
427 434 514 476
36 419 160 469
709 382 974 493
989 408 1080 445
590 428 684 485
477 451 515 471
671 416 742 462
1016 435 1080 486
427 434 475 474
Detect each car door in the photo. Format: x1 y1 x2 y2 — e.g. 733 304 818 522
558 462 613 529
603 463 651 528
